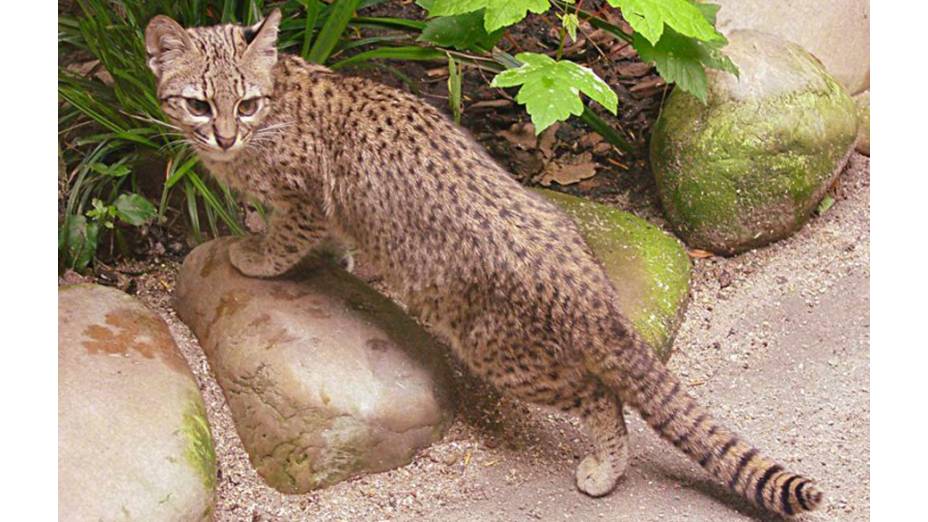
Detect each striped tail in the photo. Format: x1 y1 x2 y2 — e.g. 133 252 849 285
593 338 823 517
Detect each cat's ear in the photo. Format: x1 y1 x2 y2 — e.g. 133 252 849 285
145 15 194 79
242 8 282 70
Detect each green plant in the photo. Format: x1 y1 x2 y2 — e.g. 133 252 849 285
417 0 736 134
325 0 737 142
58 0 398 272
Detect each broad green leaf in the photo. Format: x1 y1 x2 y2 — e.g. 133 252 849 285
62 214 100 272
418 9 503 50
428 0 550 32
633 26 737 102
491 52 617 133
114 193 157 226
606 0 723 45
695 2 721 24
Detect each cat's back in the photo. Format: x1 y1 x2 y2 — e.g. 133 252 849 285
272 54 612 324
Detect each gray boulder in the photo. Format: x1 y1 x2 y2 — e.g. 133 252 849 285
651 30 858 255
59 284 216 521
712 0 869 95
174 239 453 493
855 90 869 155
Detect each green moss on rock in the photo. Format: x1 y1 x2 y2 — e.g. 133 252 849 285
181 397 217 492
536 189 691 361
650 30 859 255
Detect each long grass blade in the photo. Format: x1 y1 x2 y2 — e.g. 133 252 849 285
350 16 426 31
448 54 462 124
307 0 362 64
300 0 324 59
187 171 245 235
331 46 446 70
184 179 203 243
579 107 632 152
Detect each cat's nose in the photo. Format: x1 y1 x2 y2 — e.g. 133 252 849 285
215 134 236 150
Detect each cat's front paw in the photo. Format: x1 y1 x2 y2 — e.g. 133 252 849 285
229 236 283 278
329 248 355 273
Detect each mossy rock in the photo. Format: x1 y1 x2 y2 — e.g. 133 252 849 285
59 284 217 521
537 189 691 361
650 30 859 255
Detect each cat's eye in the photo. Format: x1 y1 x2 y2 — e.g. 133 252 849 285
185 98 211 117
238 98 261 117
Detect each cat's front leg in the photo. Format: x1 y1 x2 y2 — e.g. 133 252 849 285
229 203 326 278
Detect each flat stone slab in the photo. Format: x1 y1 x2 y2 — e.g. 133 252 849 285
59 284 216 521
538 189 691 361
174 239 454 493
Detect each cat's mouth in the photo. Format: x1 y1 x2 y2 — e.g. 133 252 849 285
196 145 242 162
193 136 249 162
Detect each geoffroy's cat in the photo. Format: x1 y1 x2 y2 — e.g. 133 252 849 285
146 10 823 516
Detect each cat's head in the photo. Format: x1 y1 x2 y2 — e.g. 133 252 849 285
145 9 281 162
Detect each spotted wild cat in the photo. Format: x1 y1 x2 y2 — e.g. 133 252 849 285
145 10 824 516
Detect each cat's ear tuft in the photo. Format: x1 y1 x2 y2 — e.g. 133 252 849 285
145 15 193 79
242 8 281 69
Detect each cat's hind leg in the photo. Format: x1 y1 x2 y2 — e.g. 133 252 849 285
567 384 630 497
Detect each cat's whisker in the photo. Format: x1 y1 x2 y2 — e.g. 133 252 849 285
258 121 296 133
124 111 182 132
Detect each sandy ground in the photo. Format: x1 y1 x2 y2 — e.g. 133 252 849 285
130 153 869 522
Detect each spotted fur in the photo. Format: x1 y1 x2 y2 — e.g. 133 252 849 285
146 10 824 516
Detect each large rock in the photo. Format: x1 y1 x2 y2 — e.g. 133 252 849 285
651 30 859 255
59 284 216 521
174 239 453 493
855 90 870 155
537 189 691 361
713 0 869 95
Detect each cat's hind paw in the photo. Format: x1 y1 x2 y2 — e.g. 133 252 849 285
575 454 621 498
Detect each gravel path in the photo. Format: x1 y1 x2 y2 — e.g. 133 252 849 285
129 153 869 521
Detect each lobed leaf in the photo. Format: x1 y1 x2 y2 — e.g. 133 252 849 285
418 9 503 51
560 13 579 43
491 52 617 133
606 0 724 45
633 24 737 102
428 0 550 32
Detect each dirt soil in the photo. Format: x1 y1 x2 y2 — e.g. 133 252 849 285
98 152 869 522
